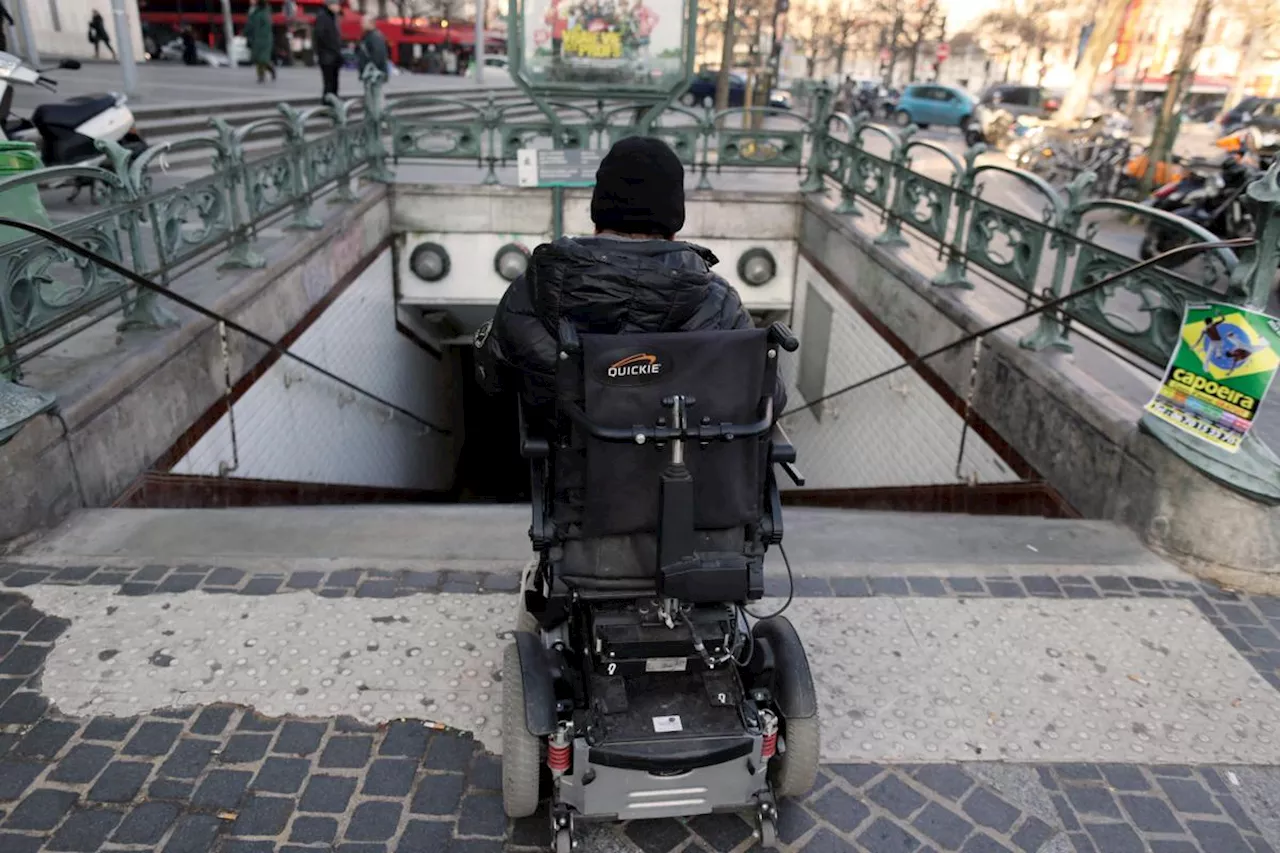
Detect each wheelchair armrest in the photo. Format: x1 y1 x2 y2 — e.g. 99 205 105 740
518 402 549 459
769 423 805 487
768 321 800 352
769 423 797 464
558 318 582 353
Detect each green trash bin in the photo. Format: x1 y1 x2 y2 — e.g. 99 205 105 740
0 140 52 246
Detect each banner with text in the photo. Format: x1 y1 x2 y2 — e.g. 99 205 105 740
1145 303 1280 453
522 0 687 87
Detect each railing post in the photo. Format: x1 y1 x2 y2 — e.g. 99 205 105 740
212 118 267 270
833 113 866 217
932 143 982 289
800 82 833 194
481 94 501 186
279 104 323 231
98 140 176 331
362 68 396 184
1020 172 1094 352
874 125 915 248
327 97 358 205
1230 161 1280 309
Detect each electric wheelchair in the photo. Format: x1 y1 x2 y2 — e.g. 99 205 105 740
500 320 819 852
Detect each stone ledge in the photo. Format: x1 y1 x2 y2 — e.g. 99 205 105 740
0 185 392 544
799 197 1280 592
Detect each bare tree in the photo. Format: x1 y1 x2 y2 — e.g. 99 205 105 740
698 0 731 66
716 0 739 109
1055 0 1128 122
868 0 944 83
1143 0 1214 192
1221 0 1280 109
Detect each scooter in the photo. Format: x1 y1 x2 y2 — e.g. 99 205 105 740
0 51 147 201
1138 146 1260 262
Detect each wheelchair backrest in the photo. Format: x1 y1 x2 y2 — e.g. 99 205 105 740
556 327 775 538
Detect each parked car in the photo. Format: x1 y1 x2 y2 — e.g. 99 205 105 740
892 83 976 130
158 39 243 67
1217 97 1280 133
682 70 791 110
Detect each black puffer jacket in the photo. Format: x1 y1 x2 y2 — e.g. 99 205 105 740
313 7 342 66
477 235 786 414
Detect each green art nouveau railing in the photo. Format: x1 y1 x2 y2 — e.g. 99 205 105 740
0 77 392 386
2 75 1277 396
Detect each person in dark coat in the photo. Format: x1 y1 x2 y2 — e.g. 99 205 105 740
355 14 389 78
476 136 786 424
89 11 116 59
246 0 276 82
313 0 343 98
180 27 198 65
0 2 14 54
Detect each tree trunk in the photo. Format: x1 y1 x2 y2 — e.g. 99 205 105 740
1225 26 1262 111
715 0 738 111
1056 0 1129 123
907 40 919 82
1143 0 1213 193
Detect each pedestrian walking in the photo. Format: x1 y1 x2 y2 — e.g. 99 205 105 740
181 26 199 65
0 2 14 54
355 15 389 80
313 0 343 98
88 11 116 59
246 0 277 83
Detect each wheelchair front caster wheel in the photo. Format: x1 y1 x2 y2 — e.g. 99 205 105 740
758 816 778 849
554 827 572 853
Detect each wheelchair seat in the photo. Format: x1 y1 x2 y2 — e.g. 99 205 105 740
500 320 817 852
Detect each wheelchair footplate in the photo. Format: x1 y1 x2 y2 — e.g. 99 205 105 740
545 603 778 847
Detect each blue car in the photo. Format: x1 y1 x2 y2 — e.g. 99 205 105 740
892 84 977 132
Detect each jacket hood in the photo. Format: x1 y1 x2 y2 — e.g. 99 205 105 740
526 236 725 334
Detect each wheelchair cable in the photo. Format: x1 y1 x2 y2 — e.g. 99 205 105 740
744 543 796 622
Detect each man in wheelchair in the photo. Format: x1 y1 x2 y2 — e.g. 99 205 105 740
475 137 819 851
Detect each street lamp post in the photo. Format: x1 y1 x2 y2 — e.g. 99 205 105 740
109 0 138 97
221 0 238 73
11 0 39 66
475 0 485 83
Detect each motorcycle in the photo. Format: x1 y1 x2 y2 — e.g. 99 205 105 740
1138 145 1261 262
0 51 148 200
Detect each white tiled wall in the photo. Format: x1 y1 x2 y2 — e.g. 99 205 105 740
172 251 458 491
778 256 1019 489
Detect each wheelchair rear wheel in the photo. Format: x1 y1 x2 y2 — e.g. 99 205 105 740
771 712 821 798
502 642 543 818
751 617 822 798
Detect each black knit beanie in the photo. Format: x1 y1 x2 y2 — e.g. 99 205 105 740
590 137 685 238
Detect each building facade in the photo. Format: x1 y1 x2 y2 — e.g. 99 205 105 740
12 0 147 61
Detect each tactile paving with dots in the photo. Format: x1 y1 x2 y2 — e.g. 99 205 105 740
26 586 520 749
25 587 1280 766
782 596 1280 764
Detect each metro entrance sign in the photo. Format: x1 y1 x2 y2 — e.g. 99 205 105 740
508 0 697 97
936 42 951 62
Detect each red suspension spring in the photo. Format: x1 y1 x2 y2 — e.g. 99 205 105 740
547 743 571 773
761 731 778 760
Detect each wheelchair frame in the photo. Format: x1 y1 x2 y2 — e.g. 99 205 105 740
501 322 820 852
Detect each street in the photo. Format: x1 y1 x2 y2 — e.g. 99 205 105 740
5 61 515 114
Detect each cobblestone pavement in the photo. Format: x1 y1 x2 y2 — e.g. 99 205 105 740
2 562 1280 852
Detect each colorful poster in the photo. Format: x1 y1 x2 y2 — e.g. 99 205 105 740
1145 303 1280 453
521 0 687 87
